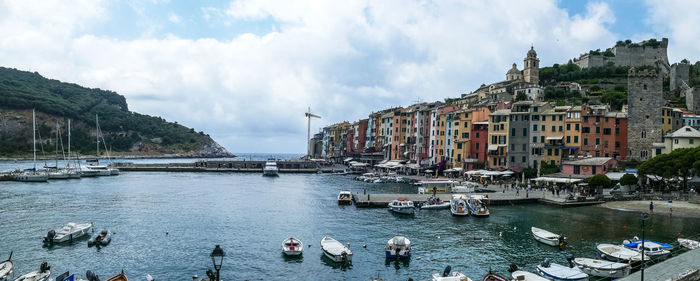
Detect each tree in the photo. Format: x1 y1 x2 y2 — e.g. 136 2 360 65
588 174 611 193
515 91 528 101
619 174 638 186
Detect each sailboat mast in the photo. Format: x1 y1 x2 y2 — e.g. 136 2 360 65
55 122 59 169
33 109 36 171
68 119 71 167
96 114 99 159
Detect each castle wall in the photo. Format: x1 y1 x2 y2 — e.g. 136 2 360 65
627 68 664 161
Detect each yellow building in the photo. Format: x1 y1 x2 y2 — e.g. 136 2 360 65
662 107 683 135
653 126 700 156
564 106 582 151
539 107 567 166
488 109 510 169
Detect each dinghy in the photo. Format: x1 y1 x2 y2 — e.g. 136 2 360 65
385 236 411 259
43 222 93 244
388 198 415 215
510 270 549 281
105 270 128 281
87 230 113 247
0 252 13 280
320 236 352 263
420 196 450 210
282 237 303 256
531 227 566 247
450 195 469 216
597 244 648 262
536 258 588 281
431 266 472 281
573 257 630 278
678 238 700 250
13 262 50 281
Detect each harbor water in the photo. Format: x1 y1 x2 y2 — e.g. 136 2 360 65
1 160 700 280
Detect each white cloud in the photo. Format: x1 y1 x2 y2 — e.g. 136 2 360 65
644 0 700 63
0 0 622 153
168 13 181 23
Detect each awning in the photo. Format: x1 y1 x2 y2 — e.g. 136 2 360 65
406 164 420 169
488 145 498 151
399 143 405 146
532 177 583 184
605 172 636 181
546 136 564 140
343 157 353 162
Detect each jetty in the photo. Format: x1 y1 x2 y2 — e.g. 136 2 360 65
113 159 342 173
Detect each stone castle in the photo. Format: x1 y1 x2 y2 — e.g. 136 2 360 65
626 67 665 161
574 38 670 70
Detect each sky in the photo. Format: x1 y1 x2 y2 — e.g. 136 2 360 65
1 0 699 154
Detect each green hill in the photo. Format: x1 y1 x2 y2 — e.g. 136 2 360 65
0 67 231 158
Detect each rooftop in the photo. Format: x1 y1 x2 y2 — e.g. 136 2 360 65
562 157 614 166
666 125 700 138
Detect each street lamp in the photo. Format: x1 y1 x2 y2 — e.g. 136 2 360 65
640 212 649 281
210 245 225 281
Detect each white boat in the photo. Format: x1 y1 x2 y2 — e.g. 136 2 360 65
385 236 411 259
13 262 50 281
66 169 82 179
678 238 700 250
468 195 489 217
47 170 69 180
450 195 469 216
420 196 450 210
282 237 303 256
597 244 648 262
14 109 48 183
418 179 458 194
531 227 566 247
262 159 279 176
536 259 588 281
338 190 352 205
623 240 671 260
320 236 352 263
388 198 414 215
83 165 112 176
431 266 472 281
511 270 549 281
0 252 14 280
573 257 630 278
43 222 93 244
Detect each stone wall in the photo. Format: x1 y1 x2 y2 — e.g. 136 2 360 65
671 62 691 91
612 39 669 68
687 88 700 114
627 68 664 161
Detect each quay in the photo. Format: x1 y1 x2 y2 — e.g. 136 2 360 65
619 248 700 281
113 160 347 173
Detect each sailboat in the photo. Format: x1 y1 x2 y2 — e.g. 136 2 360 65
13 109 49 182
83 115 119 176
65 119 81 179
47 121 69 180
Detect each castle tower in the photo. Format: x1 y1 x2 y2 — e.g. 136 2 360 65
523 46 539 84
627 67 664 161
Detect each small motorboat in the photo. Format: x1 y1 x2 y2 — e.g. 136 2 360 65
338 190 352 205
0 252 14 280
105 270 128 281
481 269 508 281
43 222 93 244
622 239 671 260
531 227 566 247
510 270 549 281
388 198 414 215
320 236 352 263
420 196 450 210
468 195 489 217
262 159 279 176
678 238 700 250
450 195 469 216
431 266 473 281
13 262 50 281
87 230 113 247
53 270 99 281
536 257 588 281
282 237 303 256
597 244 648 262
385 236 411 259
623 236 673 249
573 257 630 278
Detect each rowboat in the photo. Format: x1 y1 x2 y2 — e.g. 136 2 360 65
510 270 549 281
531 227 566 247
282 237 303 256
597 244 648 262
0 252 13 280
13 262 50 281
320 236 352 263
573 257 630 278
678 238 700 250
536 258 588 281
481 270 508 281
385 236 411 259
105 270 128 281
431 266 473 281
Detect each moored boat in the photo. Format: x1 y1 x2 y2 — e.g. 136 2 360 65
420 196 450 210
468 195 489 217
388 198 414 215
511 270 549 281
43 222 93 244
282 237 303 256
573 257 630 278
597 244 648 262
481 269 508 281
87 230 113 247
531 227 566 247
385 236 411 259
678 238 700 250
262 159 279 176
432 266 472 281
320 236 352 263
105 270 128 281
450 195 469 216
536 258 588 281
0 252 14 280
338 190 352 205
13 262 50 281
47 170 69 180
12 170 48 182
622 239 671 260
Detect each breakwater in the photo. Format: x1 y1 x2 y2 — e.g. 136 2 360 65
114 159 322 173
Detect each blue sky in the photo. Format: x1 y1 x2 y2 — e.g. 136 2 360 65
1 0 698 153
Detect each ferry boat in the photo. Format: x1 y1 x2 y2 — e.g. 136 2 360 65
388 198 414 215
263 159 279 176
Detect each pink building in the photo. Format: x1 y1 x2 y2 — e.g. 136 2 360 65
561 157 617 175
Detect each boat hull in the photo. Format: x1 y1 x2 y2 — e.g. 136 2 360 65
421 203 450 210
389 206 414 215
536 265 588 281
13 173 48 182
678 238 700 250
0 260 13 280
320 237 352 263
385 250 410 259
574 259 629 278
282 238 303 256
48 173 69 179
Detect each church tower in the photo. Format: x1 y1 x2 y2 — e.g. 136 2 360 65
523 46 539 84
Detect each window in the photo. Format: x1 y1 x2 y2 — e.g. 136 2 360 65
675 139 679 144
596 138 600 145
583 116 589 123
533 125 538 131
511 156 515 162
541 136 545 143
475 132 480 138
534 107 538 112
691 139 695 144
641 131 647 138
542 116 546 121
643 84 647 90
641 150 648 158
567 124 571 130
656 148 662 155
584 138 588 145
532 136 537 143
574 136 578 143
511 144 515 151
522 144 526 151
582 127 590 133
547 149 552 156
615 128 620 134
551 126 555 132
603 128 611 135
511 128 516 136
566 136 571 143
596 127 600 133
604 141 608 148
554 149 559 156
541 125 545 131
457 143 463 149
522 156 526 162
475 143 480 149
575 124 580 131
500 124 504 130
596 116 600 122
523 128 527 136
559 126 563 132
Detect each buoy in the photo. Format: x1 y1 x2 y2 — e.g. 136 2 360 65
363 244 367 248
347 242 351 246
499 232 502 237
513 227 517 230
166 232 169 235
416 256 422 260
437 236 440 239
473 236 477 240
308 244 311 248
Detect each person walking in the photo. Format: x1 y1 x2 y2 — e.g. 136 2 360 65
649 201 654 214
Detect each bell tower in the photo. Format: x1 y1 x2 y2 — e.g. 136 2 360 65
523 46 540 84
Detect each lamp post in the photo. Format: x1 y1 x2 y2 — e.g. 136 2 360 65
210 245 225 281
640 212 649 281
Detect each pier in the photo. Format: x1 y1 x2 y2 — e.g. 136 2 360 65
353 192 539 208
114 160 325 173
618 248 700 281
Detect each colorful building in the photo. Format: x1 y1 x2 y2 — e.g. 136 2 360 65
562 157 617 175
488 109 511 169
